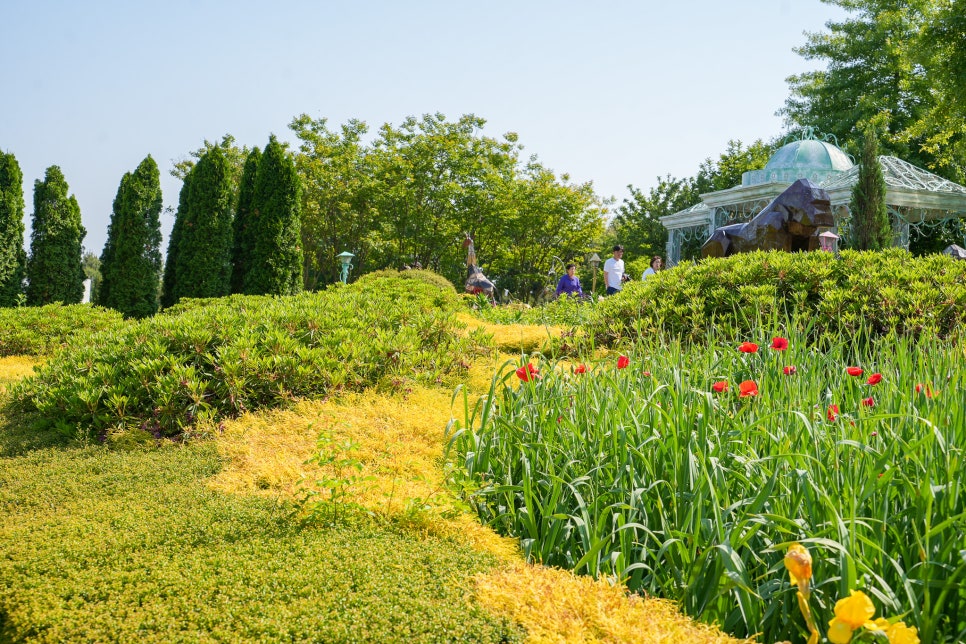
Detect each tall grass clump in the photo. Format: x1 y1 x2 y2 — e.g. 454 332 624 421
0 303 125 356
449 328 966 642
587 249 966 345
9 274 482 438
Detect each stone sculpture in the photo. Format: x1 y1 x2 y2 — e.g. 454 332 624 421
701 178 835 257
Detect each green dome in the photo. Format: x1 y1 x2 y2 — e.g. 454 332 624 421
742 137 854 187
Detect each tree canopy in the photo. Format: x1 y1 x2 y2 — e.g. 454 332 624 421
98 156 163 317
782 0 965 182
0 151 27 307
25 166 86 306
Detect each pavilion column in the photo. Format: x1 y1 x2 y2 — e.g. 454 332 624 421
666 230 678 266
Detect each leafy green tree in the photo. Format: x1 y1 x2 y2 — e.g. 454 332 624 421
693 139 775 193
172 146 235 301
906 1 966 182
781 0 961 177
848 126 892 250
231 147 260 293
0 150 27 306
25 166 86 305
243 136 303 295
98 155 164 317
171 134 251 184
290 116 377 290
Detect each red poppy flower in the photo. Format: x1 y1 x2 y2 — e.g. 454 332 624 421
516 363 539 382
862 396 875 407
915 383 923 394
642 371 651 377
866 373 882 385
846 367 863 377
783 365 797 375
738 342 759 354
712 380 729 393
617 355 630 369
738 380 758 397
827 404 840 421
916 383 936 398
574 363 587 374
770 337 789 351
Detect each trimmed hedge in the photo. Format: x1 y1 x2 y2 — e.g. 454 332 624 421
587 249 966 344
0 303 125 356
9 275 478 437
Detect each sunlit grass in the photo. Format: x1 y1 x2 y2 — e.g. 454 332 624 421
0 355 39 390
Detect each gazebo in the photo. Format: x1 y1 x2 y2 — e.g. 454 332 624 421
660 130 966 265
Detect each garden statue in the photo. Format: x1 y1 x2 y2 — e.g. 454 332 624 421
701 178 835 257
463 234 496 299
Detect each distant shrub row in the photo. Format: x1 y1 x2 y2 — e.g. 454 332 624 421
587 249 966 344
0 303 125 356
9 274 479 438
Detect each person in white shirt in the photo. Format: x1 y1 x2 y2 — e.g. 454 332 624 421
603 244 625 295
642 255 662 279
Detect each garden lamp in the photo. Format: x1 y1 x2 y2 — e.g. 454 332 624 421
818 231 839 253
336 251 355 283
588 252 601 294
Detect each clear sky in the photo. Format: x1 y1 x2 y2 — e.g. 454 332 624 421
2 0 846 256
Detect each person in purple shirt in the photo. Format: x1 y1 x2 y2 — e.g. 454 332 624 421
555 263 584 298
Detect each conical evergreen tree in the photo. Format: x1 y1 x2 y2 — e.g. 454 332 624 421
231 147 261 293
243 136 303 295
26 166 86 305
97 155 163 318
173 146 234 301
849 126 892 251
0 151 27 306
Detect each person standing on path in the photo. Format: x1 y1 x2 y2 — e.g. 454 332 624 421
603 245 625 295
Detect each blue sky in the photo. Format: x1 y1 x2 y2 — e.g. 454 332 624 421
2 0 846 255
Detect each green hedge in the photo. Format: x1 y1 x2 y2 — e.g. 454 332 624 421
587 249 966 344
9 275 478 437
0 303 125 356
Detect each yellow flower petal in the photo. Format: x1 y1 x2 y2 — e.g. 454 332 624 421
886 621 920 644
834 590 876 628
828 617 854 644
784 543 813 589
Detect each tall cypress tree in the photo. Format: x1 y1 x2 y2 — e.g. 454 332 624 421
26 166 86 305
849 126 892 251
98 155 164 318
230 147 261 293
244 136 303 295
173 146 234 300
0 151 27 306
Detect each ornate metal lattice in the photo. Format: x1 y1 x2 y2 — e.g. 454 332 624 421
667 224 710 265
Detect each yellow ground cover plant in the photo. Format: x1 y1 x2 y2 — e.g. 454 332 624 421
211 348 747 643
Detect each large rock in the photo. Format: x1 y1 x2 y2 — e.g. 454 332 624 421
702 178 834 257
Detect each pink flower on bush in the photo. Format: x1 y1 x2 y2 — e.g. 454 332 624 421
712 380 729 393
770 337 789 351
783 365 797 375
738 380 758 397
617 355 630 369
846 366 863 377
867 373 882 385
516 363 539 382
738 342 759 354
